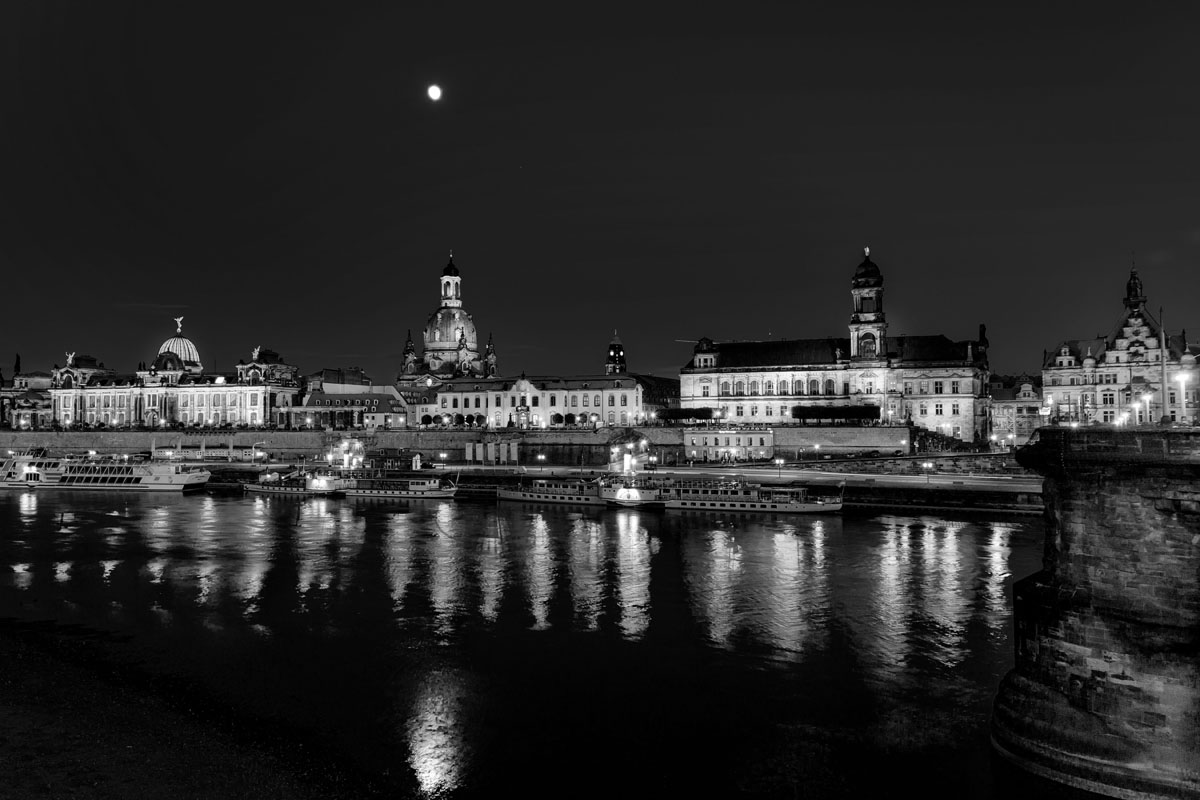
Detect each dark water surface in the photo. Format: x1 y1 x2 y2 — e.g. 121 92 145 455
0 492 1096 798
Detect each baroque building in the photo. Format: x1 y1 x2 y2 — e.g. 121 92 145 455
396 254 498 396
679 249 991 442
1042 268 1197 425
410 331 679 429
48 319 302 429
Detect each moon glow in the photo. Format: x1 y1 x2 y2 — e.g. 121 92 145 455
427 84 442 101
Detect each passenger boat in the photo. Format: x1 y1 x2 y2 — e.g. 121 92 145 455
0 450 210 492
597 474 669 508
245 469 348 498
663 479 843 514
345 473 458 499
496 477 604 506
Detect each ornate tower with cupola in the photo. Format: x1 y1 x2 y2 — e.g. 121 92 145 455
849 247 887 359
605 330 627 375
422 253 483 376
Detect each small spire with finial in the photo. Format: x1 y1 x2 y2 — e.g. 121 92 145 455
864 246 870 257
173 316 184 334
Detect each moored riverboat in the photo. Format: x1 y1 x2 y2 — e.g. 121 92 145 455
245 469 347 498
663 478 843 514
345 472 458 499
597 474 669 508
0 449 210 492
497 477 605 506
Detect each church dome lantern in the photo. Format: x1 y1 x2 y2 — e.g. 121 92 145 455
852 246 884 289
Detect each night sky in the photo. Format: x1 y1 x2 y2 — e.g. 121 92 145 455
2 3 1198 383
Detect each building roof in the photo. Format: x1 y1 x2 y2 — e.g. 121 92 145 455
682 334 981 370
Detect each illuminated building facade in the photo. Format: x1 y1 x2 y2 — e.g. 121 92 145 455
679 249 992 442
48 320 302 428
410 333 679 429
987 375 1043 447
396 254 498 397
1042 268 1197 425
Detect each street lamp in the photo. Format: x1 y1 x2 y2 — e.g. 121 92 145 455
775 457 784 477
439 452 447 469
537 453 546 471
813 444 821 460
922 460 933 483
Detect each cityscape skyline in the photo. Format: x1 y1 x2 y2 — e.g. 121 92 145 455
2 4 1199 383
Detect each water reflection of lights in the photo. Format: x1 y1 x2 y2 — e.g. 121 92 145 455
18 492 37 517
615 511 650 638
983 523 1013 623
147 559 166 584
54 561 71 583
476 514 505 622
408 670 469 797
527 514 552 630
695 530 742 648
569 518 604 630
101 560 119 581
12 563 31 589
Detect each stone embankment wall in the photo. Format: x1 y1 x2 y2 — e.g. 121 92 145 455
0 425 912 466
992 427 1200 799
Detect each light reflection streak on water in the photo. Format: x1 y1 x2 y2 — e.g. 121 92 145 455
54 561 70 583
476 513 503 623
922 521 970 670
527 513 552 630
18 492 36 518
569 516 603 630
429 503 459 635
407 669 468 798
12 562 31 589
765 530 807 660
984 523 1013 623
691 527 742 649
615 511 650 638
385 512 414 613
874 520 911 685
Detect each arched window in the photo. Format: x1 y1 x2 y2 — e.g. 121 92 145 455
859 333 876 358
720 382 730 396
764 381 774 395
735 381 745 395
749 381 759 395
809 379 820 395
824 379 836 395
778 380 788 395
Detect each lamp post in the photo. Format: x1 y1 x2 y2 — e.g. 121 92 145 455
1142 393 1152 426
439 452 447 469
813 444 821 460
537 453 545 472
775 457 784 477
923 460 933 484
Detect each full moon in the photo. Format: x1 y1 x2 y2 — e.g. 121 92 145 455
427 84 442 101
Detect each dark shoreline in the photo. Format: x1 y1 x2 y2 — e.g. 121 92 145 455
0 619 387 800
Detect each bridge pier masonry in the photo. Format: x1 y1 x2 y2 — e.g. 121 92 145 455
992 427 1200 799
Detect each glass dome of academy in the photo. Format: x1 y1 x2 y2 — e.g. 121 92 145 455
155 316 202 372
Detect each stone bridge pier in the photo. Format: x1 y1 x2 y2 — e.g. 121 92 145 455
992 427 1200 799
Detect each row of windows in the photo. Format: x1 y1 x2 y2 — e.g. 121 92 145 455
1049 374 1128 386
915 402 962 416
309 399 381 407
441 393 631 409
707 379 969 396
67 393 262 409
689 437 769 447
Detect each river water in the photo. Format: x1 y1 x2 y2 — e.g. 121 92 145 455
0 492 1101 799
